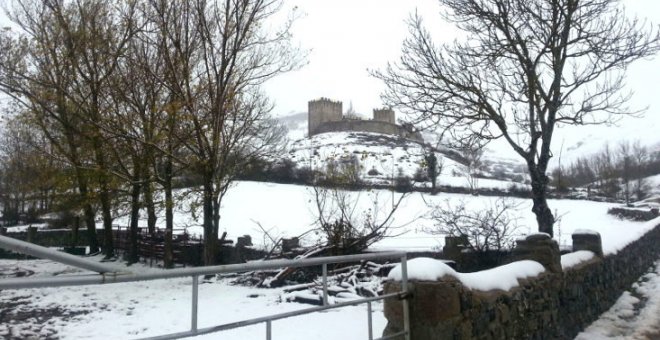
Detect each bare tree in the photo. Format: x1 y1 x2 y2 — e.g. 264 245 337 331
311 176 409 255
462 146 483 195
632 140 649 201
619 141 632 205
374 0 660 236
154 0 302 265
428 198 521 260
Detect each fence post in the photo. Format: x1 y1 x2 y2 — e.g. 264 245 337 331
191 275 199 333
322 263 329 306
367 301 373 340
401 254 410 340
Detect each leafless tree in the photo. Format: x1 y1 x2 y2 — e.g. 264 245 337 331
374 0 660 236
618 141 632 205
632 141 649 201
428 198 521 257
462 146 483 195
311 179 409 255
153 0 302 265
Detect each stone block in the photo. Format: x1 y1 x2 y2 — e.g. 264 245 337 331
383 280 463 340
572 231 603 257
511 233 562 273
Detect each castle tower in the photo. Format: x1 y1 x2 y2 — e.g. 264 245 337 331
373 108 395 124
308 98 343 136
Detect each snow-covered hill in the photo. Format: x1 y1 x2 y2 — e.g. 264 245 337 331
277 110 660 188
278 112 529 187
288 131 459 183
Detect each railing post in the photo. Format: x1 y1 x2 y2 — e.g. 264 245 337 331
266 320 272 340
367 301 373 340
400 254 410 340
322 262 329 306
191 275 199 333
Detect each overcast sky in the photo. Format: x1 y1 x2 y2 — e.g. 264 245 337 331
1 0 659 160
264 0 660 119
263 0 660 160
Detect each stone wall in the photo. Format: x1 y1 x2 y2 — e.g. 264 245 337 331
312 120 423 142
383 224 660 339
607 207 659 221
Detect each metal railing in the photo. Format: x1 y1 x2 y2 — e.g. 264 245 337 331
0 234 410 340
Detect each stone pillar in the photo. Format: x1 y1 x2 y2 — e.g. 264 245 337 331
511 233 562 273
383 279 465 340
442 236 468 260
572 230 603 257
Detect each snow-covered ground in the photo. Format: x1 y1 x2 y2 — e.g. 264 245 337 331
0 257 387 340
107 181 657 255
3 181 660 339
575 260 660 340
286 131 528 188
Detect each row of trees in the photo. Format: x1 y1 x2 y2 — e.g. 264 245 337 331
0 0 301 265
552 140 658 203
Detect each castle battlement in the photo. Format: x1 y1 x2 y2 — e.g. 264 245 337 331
307 98 423 142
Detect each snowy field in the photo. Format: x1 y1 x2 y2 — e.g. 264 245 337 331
3 181 660 339
107 180 658 255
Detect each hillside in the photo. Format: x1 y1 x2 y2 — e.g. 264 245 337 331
279 112 529 188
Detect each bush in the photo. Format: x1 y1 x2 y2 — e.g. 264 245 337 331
394 168 412 192
427 198 521 262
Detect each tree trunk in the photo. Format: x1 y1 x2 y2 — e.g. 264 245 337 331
202 181 216 265
128 162 142 264
143 178 157 235
163 156 174 269
528 165 555 237
82 201 98 253
93 138 114 259
99 181 114 258
74 167 99 253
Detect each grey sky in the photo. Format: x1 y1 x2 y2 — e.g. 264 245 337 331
263 0 660 160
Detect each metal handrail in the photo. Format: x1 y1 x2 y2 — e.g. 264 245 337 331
0 235 411 340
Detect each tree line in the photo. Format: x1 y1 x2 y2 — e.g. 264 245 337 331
552 140 659 203
0 0 302 266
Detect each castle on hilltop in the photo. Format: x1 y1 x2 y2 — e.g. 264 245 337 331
307 98 423 142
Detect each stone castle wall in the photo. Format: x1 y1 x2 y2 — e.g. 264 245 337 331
312 120 423 142
307 98 422 142
308 98 342 137
383 224 660 339
373 108 395 124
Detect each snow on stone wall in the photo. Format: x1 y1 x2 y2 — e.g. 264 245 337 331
382 222 660 340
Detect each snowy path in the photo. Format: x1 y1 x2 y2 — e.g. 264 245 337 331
575 259 660 340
